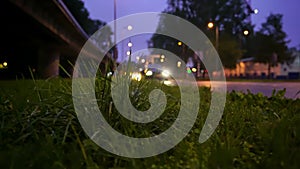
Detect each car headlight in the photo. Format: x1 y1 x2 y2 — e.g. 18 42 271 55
131 72 142 81
145 70 153 76
161 70 170 78
107 72 113 77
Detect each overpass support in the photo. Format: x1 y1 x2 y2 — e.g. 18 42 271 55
38 46 60 78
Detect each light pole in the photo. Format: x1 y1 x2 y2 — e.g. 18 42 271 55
208 22 219 51
122 25 133 61
127 40 133 56
207 22 220 76
125 40 133 64
113 0 117 60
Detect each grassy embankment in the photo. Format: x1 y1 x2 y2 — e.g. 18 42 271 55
0 78 299 169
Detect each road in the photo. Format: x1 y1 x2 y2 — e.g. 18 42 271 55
197 81 300 99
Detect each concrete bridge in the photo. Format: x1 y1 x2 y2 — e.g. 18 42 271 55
0 0 108 79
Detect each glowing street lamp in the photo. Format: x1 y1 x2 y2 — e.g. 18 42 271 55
3 62 7 67
127 41 133 47
177 41 182 46
207 22 214 29
127 40 133 57
243 30 249 36
127 25 133 31
177 61 182 68
160 54 165 62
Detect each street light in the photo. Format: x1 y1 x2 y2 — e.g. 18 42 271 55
243 30 249 36
121 25 133 60
127 40 132 58
207 22 214 29
177 61 182 68
126 26 133 58
127 41 133 48
127 25 133 31
208 21 220 74
208 22 219 51
160 54 165 63
113 0 117 60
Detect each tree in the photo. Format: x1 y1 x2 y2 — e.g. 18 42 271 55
63 0 116 70
253 14 294 77
63 0 105 36
150 0 253 69
218 33 244 69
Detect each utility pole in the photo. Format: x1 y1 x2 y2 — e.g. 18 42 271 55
113 0 118 61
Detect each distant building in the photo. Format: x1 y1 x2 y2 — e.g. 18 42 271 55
141 54 162 66
225 51 300 79
280 51 300 78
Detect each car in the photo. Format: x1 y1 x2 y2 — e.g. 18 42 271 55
142 67 174 84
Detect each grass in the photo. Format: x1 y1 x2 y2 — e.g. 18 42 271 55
0 78 300 169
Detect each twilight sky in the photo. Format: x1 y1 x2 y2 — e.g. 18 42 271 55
84 0 300 50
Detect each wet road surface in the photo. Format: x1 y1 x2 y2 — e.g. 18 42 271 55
197 81 300 99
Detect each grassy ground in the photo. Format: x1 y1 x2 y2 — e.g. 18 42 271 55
0 78 300 169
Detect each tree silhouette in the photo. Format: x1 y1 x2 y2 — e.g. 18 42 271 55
252 14 294 77
150 0 253 69
63 0 105 36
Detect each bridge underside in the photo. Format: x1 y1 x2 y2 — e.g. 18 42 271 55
0 1 81 79
0 0 114 79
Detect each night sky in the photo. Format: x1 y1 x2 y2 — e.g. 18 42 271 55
84 0 300 51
